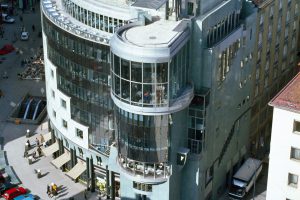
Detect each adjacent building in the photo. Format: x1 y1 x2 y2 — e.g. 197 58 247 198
250 0 300 158
40 0 298 199
267 73 300 200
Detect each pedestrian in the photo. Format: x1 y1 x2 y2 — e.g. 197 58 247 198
35 137 39 147
26 140 31 148
0 89 3 98
37 146 42 157
84 189 88 199
51 182 57 196
23 150 28 158
47 184 51 197
19 15 23 22
40 134 45 143
32 25 35 32
32 151 37 160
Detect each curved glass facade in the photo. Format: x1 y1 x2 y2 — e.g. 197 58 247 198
111 42 191 108
116 108 169 163
62 0 128 33
43 14 114 153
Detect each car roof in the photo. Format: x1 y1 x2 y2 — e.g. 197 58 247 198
13 194 34 200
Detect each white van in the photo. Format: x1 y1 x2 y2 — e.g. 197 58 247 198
228 158 262 199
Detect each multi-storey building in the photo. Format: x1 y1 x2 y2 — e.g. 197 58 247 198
267 73 300 200
40 0 295 199
250 0 300 159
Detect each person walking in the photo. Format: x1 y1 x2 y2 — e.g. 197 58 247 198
32 25 35 32
32 151 37 160
40 134 45 143
19 15 23 22
35 137 40 147
47 184 51 197
37 146 42 157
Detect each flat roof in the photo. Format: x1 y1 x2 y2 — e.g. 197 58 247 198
269 72 300 113
234 158 262 182
122 20 188 48
132 0 166 10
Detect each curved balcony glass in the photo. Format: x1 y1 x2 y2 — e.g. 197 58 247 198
118 155 170 183
111 51 194 115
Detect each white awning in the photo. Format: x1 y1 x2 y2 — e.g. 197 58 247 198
42 142 59 156
43 132 52 142
66 161 86 180
51 151 70 168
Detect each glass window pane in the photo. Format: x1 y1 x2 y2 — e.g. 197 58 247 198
131 83 142 103
114 55 120 76
121 59 130 80
143 63 155 83
143 84 154 105
121 79 130 99
157 63 168 83
131 62 142 82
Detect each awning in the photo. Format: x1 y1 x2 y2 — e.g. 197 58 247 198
66 161 86 180
51 151 70 168
43 132 52 142
42 142 59 156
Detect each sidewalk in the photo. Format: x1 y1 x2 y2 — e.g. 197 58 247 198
4 122 99 199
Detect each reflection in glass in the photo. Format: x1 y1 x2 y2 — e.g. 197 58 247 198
131 83 142 103
157 63 168 83
143 63 155 83
131 62 142 82
114 55 120 75
121 59 130 80
121 79 130 99
143 84 154 105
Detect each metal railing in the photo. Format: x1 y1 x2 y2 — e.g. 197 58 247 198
41 0 111 45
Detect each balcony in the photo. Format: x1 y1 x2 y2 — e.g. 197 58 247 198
41 0 111 45
111 84 194 115
117 155 170 183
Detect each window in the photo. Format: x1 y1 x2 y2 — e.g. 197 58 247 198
133 181 152 192
283 44 288 57
61 99 66 108
291 147 300 160
64 139 69 148
279 0 282 10
96 156 102 166
78 147 83 157
76 128 83 139
288 173 298 187
62 119 68 129
287 10 290 22
53 110 56 118
51 90 55 98
293 121 300 132
269 5 274 17
259 14 264 25
187 2 194 16
51 69 54 78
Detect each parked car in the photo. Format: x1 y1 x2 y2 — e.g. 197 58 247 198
2 14 15 23
0 183 16 195
13 193 35 200
0 44 15 55
2 187 27 200
20 32 29 41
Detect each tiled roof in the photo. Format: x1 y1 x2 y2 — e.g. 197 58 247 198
270 72 300 113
